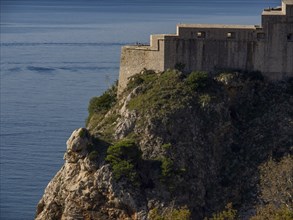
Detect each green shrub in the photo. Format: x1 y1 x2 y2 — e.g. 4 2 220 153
106 140 142 185
88 91 116 115
86 83 117 128
149 206 191 220
86 88 116 127
258 155 293 209
111 160 137 182
250 155 293 219
162 143 172 150
205 203 237 220
199 94 212 107
170 207 191 220
251 204 293 220
106 140 141 163
161 157 174 178
185 71 209 90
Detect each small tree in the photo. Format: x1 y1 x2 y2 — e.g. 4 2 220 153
106 140 142 185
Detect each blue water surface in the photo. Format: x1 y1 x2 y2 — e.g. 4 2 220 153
0 0 279 219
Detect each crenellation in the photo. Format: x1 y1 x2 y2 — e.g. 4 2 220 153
118 0 293 94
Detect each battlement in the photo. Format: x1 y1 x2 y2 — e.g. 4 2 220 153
118 0 293 95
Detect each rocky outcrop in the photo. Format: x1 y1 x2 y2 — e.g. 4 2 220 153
36 128 147 220
36 71 293 219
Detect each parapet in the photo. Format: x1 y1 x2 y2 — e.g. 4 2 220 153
262 0 293 16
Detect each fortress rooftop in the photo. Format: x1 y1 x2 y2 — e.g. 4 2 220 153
177 24 257 29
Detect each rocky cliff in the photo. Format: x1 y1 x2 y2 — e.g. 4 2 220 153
36 70 293 220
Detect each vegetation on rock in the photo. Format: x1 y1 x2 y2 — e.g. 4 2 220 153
149 206 191 220
37 69 292 219
205 203 237 220
105 139 142 185
185 71 210 90
86 84 117 129
251 155 293 219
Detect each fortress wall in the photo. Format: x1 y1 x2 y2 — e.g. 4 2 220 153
164 27 258 73
177 26 256 41
251 40 266 74
285 4 293 76
118 40 165 95
261 13 293 79
285 17 293 75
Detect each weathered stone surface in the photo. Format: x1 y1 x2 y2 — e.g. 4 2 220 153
36 128 148 220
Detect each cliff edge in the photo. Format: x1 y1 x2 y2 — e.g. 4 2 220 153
36 70 293 219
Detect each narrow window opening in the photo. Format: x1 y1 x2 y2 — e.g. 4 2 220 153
257 33 265 39
227 32 235 39
197 31 206 38
287 33 293 41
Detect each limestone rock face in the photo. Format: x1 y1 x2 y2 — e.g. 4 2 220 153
36 128 147 220
36 71 293 219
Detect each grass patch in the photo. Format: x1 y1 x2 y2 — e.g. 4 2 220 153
127 70 191 117
127 69 158 92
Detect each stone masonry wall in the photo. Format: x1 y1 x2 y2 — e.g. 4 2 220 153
118 37 165 95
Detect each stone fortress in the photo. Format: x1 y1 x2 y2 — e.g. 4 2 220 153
118 0 293 94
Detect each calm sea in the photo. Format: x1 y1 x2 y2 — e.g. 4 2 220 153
0 0 279 219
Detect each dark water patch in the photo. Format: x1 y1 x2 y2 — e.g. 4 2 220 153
58 66 119 71
7 67 22 72
27 66 55 72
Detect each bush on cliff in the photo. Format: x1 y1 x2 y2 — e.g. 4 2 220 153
251 204 293 220
160 157 174 178
185 71 209 90
149 206 191 220
204 203 237 220
86 84 117 127
250 155 293 219
106 140 142 185
88 88 116 115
